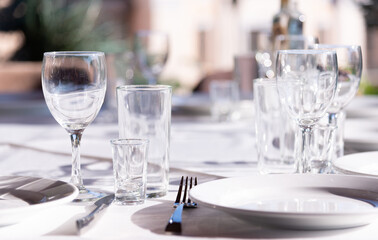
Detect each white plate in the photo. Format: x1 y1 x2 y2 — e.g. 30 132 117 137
0 176 78 226
190 175 378 230
334 151 378 176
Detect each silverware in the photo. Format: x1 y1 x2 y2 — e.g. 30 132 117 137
76 194 114 233
165 176 197 233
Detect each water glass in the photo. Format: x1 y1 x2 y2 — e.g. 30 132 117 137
309 117 337 174
209 80 239 122
117 85 171 198
110 139 148 205
308 110 346 174
253 78 297 174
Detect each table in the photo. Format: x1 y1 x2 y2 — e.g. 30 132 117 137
1 94 378 239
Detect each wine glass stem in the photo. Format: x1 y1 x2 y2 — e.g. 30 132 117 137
327 112 338 126
70 130 85 191
299 125 313 173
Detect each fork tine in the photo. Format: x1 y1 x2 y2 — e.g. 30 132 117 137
195 177 197 186
182 176 188 203
174 176 184 204
188 177 193 203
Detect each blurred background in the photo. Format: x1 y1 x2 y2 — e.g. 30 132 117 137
0 0 377 95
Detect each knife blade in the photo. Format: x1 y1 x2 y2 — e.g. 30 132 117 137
76 194 115 233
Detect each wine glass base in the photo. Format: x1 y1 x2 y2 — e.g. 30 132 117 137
73 187 108 202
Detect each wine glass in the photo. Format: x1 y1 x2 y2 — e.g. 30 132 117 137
312 44 362 159
42 51 107 202
134 30 169 85
276 49 338 173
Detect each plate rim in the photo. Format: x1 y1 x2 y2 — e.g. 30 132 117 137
0 175 78 215
333 151 378 177
190 174 378 217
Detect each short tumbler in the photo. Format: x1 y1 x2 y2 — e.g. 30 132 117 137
117 85 171 198
110 139 148 205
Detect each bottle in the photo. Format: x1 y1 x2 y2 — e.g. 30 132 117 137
272 0 305 42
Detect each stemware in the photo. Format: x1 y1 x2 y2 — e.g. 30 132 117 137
134 30 169 85
42 51 107 201
276 49 338 173
313 44 362 159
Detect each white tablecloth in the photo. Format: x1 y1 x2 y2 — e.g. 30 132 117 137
0 96 378 239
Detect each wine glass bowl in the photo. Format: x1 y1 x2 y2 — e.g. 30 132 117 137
313 44 362 113
276 49 338 126
134 30 169 85
42 51 107 201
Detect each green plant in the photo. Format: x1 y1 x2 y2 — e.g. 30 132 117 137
17 0 126 61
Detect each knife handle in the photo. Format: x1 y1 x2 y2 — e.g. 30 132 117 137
76 204 106 230
165 203 184 232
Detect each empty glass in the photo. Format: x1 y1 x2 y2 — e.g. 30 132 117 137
313 45 362 159
209 80 239 122
117 85 171 198
254 78 297 174
110 139 148 205
276 49 338 173
309 115 337 174
42 51 107 201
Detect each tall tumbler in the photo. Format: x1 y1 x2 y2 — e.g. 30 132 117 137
254 78 297 174
117 85 172 198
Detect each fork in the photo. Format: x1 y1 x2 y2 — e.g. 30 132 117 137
165 176 198 233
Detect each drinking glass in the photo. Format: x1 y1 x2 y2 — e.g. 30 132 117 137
313 45 362 160
110 139 148 205
42 51 107 201
254 78 297 174
117 85 171 198
134 30 169 85
209 80 239 122
276 49 338 173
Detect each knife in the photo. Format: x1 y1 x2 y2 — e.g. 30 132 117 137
76 194 115 233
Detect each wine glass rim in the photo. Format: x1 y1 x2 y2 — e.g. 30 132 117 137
44 51 105 56
117 85 172 91
313 44 361 49
277 49 336 55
